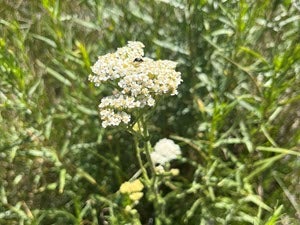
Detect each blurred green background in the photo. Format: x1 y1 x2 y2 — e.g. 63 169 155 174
0 0 299 224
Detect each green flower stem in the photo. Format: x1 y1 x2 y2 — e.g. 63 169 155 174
129 112 167 224
140 116 156 175
133 135 150 184
135 115 165 225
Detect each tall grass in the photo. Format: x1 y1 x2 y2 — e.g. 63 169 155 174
0 0 299 224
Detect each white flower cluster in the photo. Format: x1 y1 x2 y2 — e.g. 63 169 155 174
89 41 182 127
150 138 181 165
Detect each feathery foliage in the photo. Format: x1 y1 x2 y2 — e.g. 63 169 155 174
0 0 299 224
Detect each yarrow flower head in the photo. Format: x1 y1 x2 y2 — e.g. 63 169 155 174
89 41 182 128
150 138 181 165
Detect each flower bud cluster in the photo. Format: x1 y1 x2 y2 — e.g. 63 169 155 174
89 41 182 127
119 179 144 201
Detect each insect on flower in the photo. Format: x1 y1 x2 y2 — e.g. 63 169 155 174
133 58 143 62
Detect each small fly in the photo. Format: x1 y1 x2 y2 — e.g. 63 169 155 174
133 58 143 62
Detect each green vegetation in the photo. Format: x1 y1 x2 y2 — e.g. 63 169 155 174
0 0 299 224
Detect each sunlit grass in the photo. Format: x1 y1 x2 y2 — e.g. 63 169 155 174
0 0 299 224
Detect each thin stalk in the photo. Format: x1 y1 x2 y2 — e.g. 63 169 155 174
139 115 165 225
133 135 150 184
140 116 156 175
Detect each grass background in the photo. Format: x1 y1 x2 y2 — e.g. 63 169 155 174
0 0 299 224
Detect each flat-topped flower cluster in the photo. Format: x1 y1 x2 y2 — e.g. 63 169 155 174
89 41 182 127
151 138 181 165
